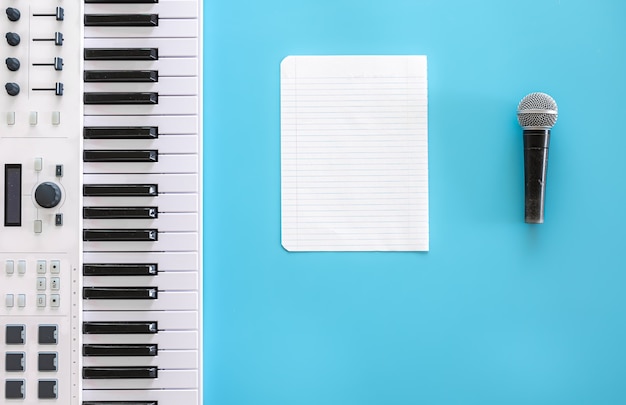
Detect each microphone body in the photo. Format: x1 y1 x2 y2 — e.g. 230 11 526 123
523 129 550 223
517 92 558 224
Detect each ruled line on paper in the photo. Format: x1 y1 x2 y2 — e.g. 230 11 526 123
280 55 429 252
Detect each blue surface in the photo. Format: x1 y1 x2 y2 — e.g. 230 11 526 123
203 1 626 404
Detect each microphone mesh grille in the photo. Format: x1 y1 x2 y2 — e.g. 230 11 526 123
517 92 558 128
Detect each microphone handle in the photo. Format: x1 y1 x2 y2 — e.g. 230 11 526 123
523 129 550 224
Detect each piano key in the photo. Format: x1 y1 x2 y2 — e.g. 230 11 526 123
84 135 199 154
82 389 198 405
85 19 198 39
83 213 199 232
85 1 199 19
83 321 158 334
83 310 197 331
83 149 158 162
83 263 158 276
84 77 199 96
83 286 158 300
83 173 198 193
83 154 198 174
84 206 158 219
84 193 198 213
83 251 198 272
81 369 197 389
83 232 198 252
84 57 198 77
84 95 197 115
83 229 158 242
83 350 198 369
84 70 159 82
84 14 159 27
84 92 158 105
85 38 198 58
85 47 158 60
83 366 158 379
84 271 198 290
83 184 158 197
82 330 198 350
84 126 158 139
82 291 198 311
83 344 158 356
83 115 198 135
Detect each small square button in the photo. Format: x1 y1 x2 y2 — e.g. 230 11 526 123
6 325 25 344
50 295 60 307
37 294 46 307
5 294 14 308
38 379 57 399
38 325 57 344
5 379 25 399
17 260 26 274
50 260 60 274
5 352 25 371
50 278 60 290
5 260 14 274
37 277 46 290
17 294 25 307
37 260 47 274
38 352 58 371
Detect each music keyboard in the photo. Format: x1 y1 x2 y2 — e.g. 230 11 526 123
1 0 203 403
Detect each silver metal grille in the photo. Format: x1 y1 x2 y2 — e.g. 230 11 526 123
517 92 558 128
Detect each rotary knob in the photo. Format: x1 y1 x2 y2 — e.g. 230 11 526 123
6 7 20 21
5 57 19 71
5 82 19 96
35 182 62 208
6 32 20 46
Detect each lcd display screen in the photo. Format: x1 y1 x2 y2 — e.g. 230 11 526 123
4 164 22 226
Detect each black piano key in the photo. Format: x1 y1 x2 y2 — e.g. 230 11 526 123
84 126 158 139
83 321 157 334
84 70 158 82
83 229 158 242
84 48 158 61
83 263 158 276
83 184 158 197
84 207 158 219
82 366 158 379
84 14 158 27
83 149 158 163
83 286 158 300
83 402 157 405
84 92 158 105
83 344 157 357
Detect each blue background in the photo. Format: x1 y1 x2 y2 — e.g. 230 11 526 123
203 1 626 404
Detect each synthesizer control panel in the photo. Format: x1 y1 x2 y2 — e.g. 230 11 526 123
1 0 202 404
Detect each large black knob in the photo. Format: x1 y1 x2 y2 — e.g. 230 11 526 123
35 182 62 208
5 82 19 96
6 32 20 46
6 7 20 21
5 57 19 71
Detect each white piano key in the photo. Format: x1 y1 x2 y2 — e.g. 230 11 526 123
83 115 198 135
84 57 198 77
83 154 198 174
84 271 198 290
83 330 198 350
83 310 198 330
84 135 199 154
85 38 198 58
83 350 199 369
83 213 199 232
85 19 199 39
83 251 199 271
83 193 198 213
84 232 199 252
81 369 198 390
84 77 199 96
83 173 198 193
84 1 199 18
83 291 198 311
82 389 198 404
84 95 198 116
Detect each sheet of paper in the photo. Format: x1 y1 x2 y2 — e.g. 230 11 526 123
280 55 429 251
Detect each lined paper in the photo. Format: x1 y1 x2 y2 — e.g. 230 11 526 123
280 55 428 251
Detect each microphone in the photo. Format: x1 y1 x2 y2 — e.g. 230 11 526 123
516 92 558 224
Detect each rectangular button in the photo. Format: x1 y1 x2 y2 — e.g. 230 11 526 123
37 260 47 274
37 278 46 290
37 294 47 307
7 111 15 125
5 379 25 399
17 260 25 274
29 111 38 125
34 157 43 172
50 277 60 290
5 260 14 274
51 111 61 125
34 219 43 233
50 260 60 274
6 294 14 307
6 325 25 344
39 325 58 344
50 295 60 307
17 294 25 307
38 379 57 399
38 352 58 371
5 352 25 371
